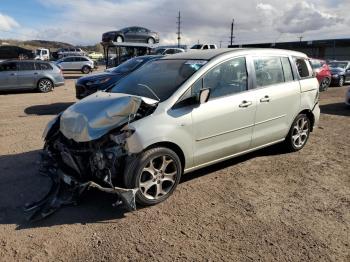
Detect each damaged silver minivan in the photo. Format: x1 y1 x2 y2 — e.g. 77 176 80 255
26 49 320 219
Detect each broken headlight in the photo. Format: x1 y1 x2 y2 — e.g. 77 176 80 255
42 115 60 139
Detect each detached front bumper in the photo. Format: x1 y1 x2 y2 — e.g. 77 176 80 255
24 152 138 221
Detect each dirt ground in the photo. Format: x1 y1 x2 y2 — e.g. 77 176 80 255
0 73 349 262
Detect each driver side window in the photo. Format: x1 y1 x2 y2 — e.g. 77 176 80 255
203 57 248 100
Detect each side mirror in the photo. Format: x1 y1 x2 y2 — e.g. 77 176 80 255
199 88 210 104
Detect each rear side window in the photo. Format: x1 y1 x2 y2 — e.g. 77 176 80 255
19 62 35 71
281 57 294 82
203 45 209 50
294 58 312 78
0 62 17 71
36 62 53 70
210 45 216 49
254 57 284 87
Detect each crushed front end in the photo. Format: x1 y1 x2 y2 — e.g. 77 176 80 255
25 92 157 221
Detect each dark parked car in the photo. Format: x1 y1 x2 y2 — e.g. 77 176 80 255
0 60 64 92
75 55 162 99
328 61 350 87
310 58 331 91
102 26 159 44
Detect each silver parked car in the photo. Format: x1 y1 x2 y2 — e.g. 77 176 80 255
102 26 160 44
0 60 64 92
27 48 320 219
56 56 94 74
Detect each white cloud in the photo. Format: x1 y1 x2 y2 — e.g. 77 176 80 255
0 13 19 31
7 0 350 46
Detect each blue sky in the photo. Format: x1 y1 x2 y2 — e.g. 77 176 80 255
0 0 349 46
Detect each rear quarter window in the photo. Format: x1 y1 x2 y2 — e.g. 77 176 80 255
294 58 313 78
36 62 53 70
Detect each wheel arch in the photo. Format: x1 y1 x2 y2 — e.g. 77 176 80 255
144 141 186 172
298 109 315 132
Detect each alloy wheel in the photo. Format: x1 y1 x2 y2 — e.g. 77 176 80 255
38 79 52 92
139 155 177 200
148 38 155 44
291 116 309 149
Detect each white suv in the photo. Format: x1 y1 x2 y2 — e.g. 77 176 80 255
191 44 217 50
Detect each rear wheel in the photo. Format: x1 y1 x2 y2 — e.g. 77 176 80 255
37 79 53 93
284 114 311 152
320 77 330 91
81 66 91 74
124 147 182 206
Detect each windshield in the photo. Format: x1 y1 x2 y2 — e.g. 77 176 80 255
107 57 148 74
153 48 166 55
191 44 203 49
329 62 348 69
109 59 207 101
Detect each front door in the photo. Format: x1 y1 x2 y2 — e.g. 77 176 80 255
0 61 18 90
192 57 256 166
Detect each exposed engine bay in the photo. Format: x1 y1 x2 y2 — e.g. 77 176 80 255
25 92 158 220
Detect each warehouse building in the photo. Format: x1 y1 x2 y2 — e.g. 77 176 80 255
230 38 350 60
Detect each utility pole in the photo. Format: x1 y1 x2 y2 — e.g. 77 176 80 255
219 40 223 48
230 19 235 46
298 36 303 42
176 11 181 48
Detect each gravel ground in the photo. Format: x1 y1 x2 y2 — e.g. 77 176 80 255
0 73 349 261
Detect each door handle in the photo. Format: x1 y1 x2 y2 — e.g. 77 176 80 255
34 72 38 75
239 100 253 108
260 95 270 102
10 73 16 76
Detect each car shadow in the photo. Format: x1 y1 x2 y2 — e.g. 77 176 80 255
0 89 37 95
24 102 74 115
180 143 288 184
320 103 350 117
0 143 288 229
0 150 128 230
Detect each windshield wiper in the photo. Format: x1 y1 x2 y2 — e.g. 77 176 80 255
137 84 160 102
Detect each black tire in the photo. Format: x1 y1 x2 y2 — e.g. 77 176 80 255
147 37 155 44
338 76 344 87
284 114 311 152
123 147 182 206
37 78 53 93
319 77 330 91
81 66 91 74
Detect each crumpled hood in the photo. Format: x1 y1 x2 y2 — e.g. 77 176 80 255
60 91 156 142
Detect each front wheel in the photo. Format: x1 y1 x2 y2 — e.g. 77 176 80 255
116 36 123 43
147 38 155 44
338 76 344 87
123 147 182 206
37 79 53 93
284 114 311 152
